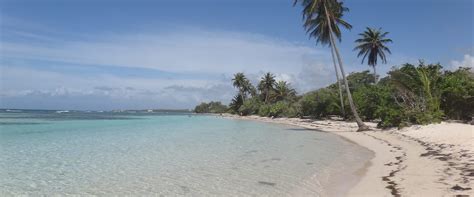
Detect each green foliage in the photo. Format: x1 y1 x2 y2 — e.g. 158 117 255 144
238 97 262 116
346 70 374 90
195 65 472 128
375 105 404 128
194 103 209 113
230 72 300 117
258 104 272 117
354 27 392 66
258 72 277 103
273 81 297 102
363 84 404 128
232 72 255 101
228 94 243 114
194 101 228 113
337 65 471 128
440 67 474 120
354 27 392 82
299 88 341 118
269 101 287 117
256 101 298 118
388 62 444 125
353 85 387 121
282 102 301 118
295 0 352 46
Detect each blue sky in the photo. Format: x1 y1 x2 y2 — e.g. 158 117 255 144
1 0 473 110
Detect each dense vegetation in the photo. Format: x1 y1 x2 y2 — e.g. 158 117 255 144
195 64 473 128
194 0 473 129
193 101 228 113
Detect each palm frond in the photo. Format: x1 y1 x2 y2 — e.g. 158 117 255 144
353 27 392 67
295 0 351 46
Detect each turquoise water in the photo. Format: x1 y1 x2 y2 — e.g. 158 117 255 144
0 110 372 196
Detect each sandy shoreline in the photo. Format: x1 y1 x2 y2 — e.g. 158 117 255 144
220 114 474 196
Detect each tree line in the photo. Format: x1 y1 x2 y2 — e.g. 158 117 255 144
194 0 473 129
195 64 473 128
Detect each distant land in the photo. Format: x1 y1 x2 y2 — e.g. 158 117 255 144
0 108 192 113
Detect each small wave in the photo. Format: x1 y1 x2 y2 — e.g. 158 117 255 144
5 109 22 112
0 122 44 125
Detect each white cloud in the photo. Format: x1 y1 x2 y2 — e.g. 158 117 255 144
1 29 329 74
1 28 341 109
450 54 474 70
0 66 235 109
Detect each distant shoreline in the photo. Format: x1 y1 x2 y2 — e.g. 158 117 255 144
221 113 474 196
0 108 192 113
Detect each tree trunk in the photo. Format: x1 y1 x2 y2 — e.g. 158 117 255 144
324 4 369 131
373 65 378 84
264 89 268 104
330 45 346 117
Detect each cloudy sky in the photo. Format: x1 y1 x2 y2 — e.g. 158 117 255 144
1 0 473 110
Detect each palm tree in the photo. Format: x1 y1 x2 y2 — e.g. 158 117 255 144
274 81 297 101
258 72 277 104
229 94 244 113
295 0 369 131
302 0 350 117
354 27 392 83
232 72 250 102
247 82 258 97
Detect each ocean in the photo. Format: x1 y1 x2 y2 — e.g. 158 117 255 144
0 110 372 196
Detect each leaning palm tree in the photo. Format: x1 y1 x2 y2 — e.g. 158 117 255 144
232 72 249 102
295 0 369 131
258 72 277 104
302 0 349 117
354 27 392 83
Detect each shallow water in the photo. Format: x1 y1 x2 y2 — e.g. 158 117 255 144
0 110 372 196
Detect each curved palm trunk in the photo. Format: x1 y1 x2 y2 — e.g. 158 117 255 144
324 4 369 131
330 45 346 117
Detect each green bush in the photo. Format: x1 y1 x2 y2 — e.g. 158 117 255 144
268 101 287 117
282 102 301 118
346 70 375 91
238 97 262 116
194 101 228 113
440 67 474 121
194 102 210 113
375 106 404 128
196 66 473 128
228 94 243 114
353 84 392 121
389 63 444 125
299 88 340 118
258 104 272 117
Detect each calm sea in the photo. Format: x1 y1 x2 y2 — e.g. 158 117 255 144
0 110 372 196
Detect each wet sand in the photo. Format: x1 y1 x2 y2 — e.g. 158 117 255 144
222 114 474 196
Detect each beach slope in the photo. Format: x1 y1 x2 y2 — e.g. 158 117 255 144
223 114 474 196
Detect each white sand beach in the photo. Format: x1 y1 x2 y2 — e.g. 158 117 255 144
223 114 474 196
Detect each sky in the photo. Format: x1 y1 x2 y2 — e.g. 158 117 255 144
0 0 473 110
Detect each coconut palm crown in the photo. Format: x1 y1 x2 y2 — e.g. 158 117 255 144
258 72 277 104
273 81 297 102
303 1 352 46
232 72 252 102
354 27 393 83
